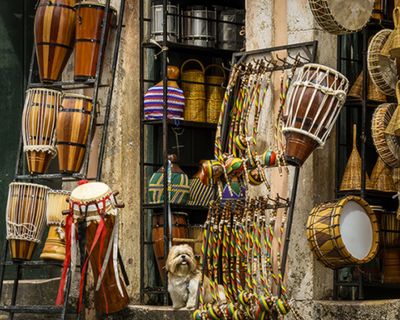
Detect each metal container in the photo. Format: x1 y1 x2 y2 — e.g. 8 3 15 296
151 2 179 42
182 6 217 48
218 9 244 50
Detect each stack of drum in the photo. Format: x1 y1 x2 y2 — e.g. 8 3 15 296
23 0 117 175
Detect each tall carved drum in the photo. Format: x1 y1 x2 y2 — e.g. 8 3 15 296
56 94 93 173
69 182 128 314
22 88 61 174
74 2 117 81
6 183 49 261
40 190 70 261
283 64 349 166
34 0 76 82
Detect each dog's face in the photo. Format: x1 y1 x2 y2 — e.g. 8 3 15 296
166 244 197 276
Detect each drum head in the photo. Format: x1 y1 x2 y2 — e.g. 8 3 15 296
340 200 373 260
70 182 111 203
329 0 373 31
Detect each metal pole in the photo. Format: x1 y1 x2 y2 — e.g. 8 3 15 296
96 0 126 180
0 240 9 299
278 166 300 297
139 0 145 304
9 264 22 320
162 0 169 306
61 267 72 320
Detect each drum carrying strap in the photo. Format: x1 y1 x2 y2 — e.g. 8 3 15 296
56 211 74 305
95 213 125 297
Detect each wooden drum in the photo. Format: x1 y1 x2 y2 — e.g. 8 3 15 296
6 182 49 261
56 94 93 173
70 181 128 314
152 212 188 283
34 0 76 82
283 64 348 166
22 88 60 174
308 0 374 35
40 190 70 261
74 2 116 81
307 196 379 269
383 249 400 284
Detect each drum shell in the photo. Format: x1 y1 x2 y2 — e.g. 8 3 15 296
6 183 49 261
23 89 60 174
74 3 116 81
306 196 379 269
152 212 188 283
40 225 66 261
284 65 347 165
56 95 93 173
182 8 216 47
86 215 129 314
34 0 76 82
151 4 178 42
383 249 400 283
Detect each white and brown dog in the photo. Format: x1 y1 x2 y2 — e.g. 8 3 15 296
166 244 225 310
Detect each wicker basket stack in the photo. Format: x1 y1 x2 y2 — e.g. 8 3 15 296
205 64 225 123
181 59 206 122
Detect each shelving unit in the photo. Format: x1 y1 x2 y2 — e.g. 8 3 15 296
334 5 399 300
0 1 127 319
139 0 245 304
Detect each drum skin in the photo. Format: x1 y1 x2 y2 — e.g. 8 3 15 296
86 215 129 314
56 94 93 173
306 196 379 269
34 0 76 83
152 212 188 284
74 3 116 81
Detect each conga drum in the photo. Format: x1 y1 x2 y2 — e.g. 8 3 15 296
307 196 379 269
22 88 61 174
152 212 188 283
74 2 117 81
283 64 349 166
40 190 70 261
56 94 93 173
70 182 128 314
6 182 49 261
34 0 76 82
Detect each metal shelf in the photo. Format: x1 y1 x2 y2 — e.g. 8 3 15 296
142 40 236 56
143 203 209 211
143 119 217 129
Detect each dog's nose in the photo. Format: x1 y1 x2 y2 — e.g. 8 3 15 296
181 255 186 259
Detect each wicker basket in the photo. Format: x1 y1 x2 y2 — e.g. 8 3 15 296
348 72 363 100
181 59 206 122
369 157 396 192
368 76 387 102
340 124 372 191
381 30 395 58
205 64 225 124
390 7 400 58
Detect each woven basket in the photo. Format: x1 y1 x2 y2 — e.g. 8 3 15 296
386 81 400 136
348 72 363 100
393 167 400 190
369 157 396 192
368 76 387 102
372 0 384 20
390 7 400 58
340 124 372 191
205 64 225 124
372 103 400 167
181 59 206 122
381 30 395 58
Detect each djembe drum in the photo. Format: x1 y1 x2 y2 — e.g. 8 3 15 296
283 64 349 166
56 94 93 173
69 182 128 314
307 196 379 269
6 182 49 261
34 0 76 82
74 2 117 81
22 88 61 174
152 212 189 283
40 190 70 261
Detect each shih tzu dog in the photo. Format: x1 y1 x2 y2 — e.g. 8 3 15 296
166 244 225 310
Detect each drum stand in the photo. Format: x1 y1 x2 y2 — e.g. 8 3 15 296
0 0 127 319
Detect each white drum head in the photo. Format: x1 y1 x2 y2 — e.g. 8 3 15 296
70 182 111 203
339 201 373 260
329 0 373 31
